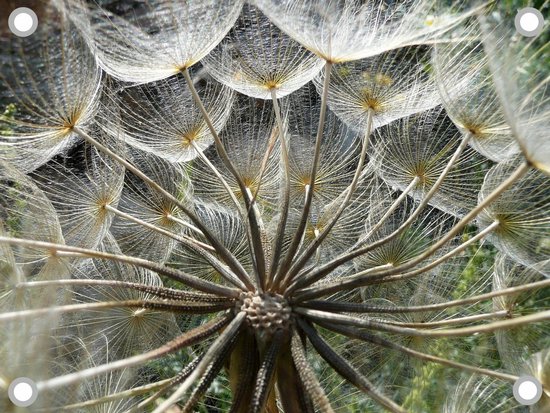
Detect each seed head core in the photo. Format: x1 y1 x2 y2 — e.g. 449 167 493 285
238 292 292 335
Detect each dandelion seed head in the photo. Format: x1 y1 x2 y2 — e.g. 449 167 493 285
0 1 549 412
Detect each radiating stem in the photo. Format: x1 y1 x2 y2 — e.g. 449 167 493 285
191 140 244 214
125 356 203 413
320 321 518 382
59 378 172 410
0 299 232 322
300 278 550 314
290 331 334 413
290 263 393 298
36 314 232 391
13 279 228 302
297 307 550 337
295 220 499 300
282 109 374 289
107 203 214 251
268 88 292 286
72 127 248 282
358 176 421 244
382 310 509 328
151 312 246 413
296 160 530 296
351 223 500 291
165 214 203 236
249 90 282 208
229 329 259 413
0 236 240 298
290 176 419 290
250 330 284 413
106 204 251 290
274 62 333 285
297 318 406 413
182 68 266 291
181 68 247 196
299 133 473 289
182 328 238 413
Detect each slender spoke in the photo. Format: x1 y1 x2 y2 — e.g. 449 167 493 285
0 237 241 298
357 177 421 245
58 378 172 411
106 204 214 252
295 220 500 301
300 278 550 314
191 140 245 215
124 356 203 413
281 109 374 289
36 314 232 391
191 140 260 277
381 310 509 328
151 312 246 413
13 279 229 302
297 133 475 289
250 330 284 413
320 321 518 382
268 88 292 286
182 68 267 291
290 331 335 413
274 62 334 286
371 221 500 283
297 307 550 338
297 318 406 413
249 95 281 208
191 142 259 290
165 214 203 236
106 205 252 291
182 329 238 413
290 263 393 299
181 68 247 197
0 299 233 322
246 186 271 289
288 176 417 290
72 127 249 282
228 330 259 413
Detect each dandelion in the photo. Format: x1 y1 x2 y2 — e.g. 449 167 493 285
253 0 483 63
480 11 550 175
433 22 521 162
102 76 234 163
82 0 244 83
202 4 325 100
316 46 440 131
0 1 549 412
0 5 101 172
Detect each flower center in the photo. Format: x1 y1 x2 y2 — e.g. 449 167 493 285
238 292 292 334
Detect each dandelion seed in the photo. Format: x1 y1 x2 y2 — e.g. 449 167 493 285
0 5 101 172
81 0 244 83
480 13 550 175
254 0 482 62
433 23 521 162
203 4 325 99
316 46 441 131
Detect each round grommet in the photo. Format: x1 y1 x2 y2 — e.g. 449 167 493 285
8 7 39 38
513 376 543 406
515 8 545 37
8 377 39 407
